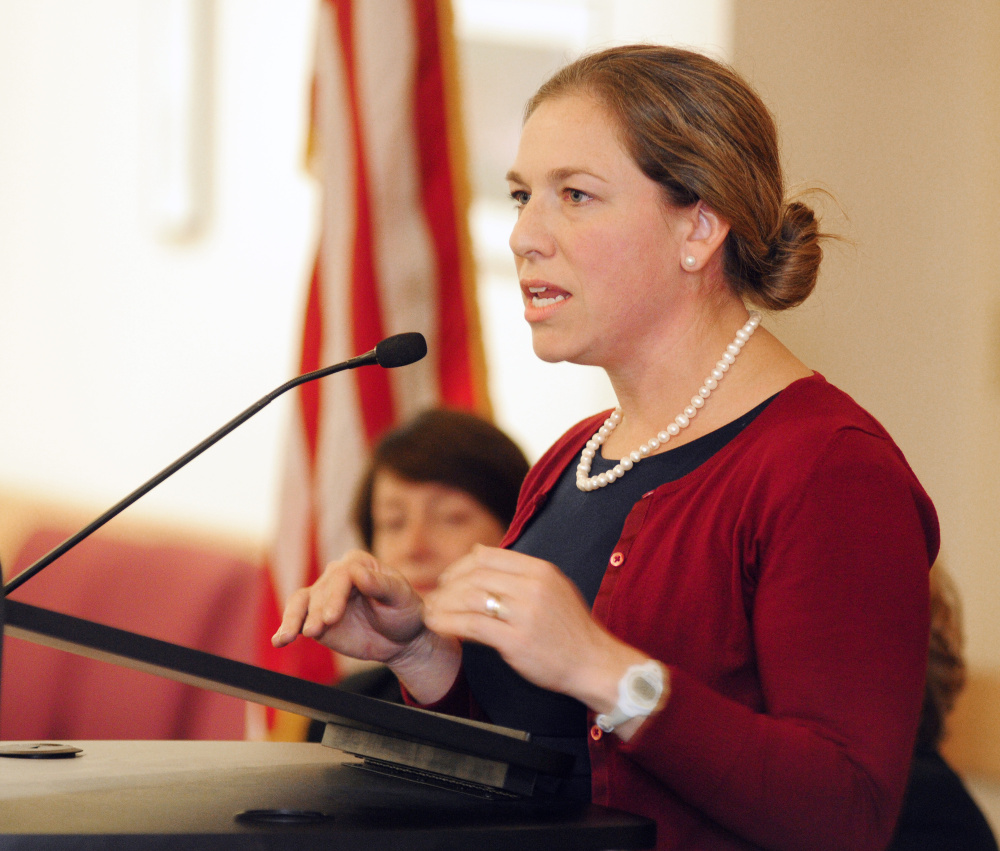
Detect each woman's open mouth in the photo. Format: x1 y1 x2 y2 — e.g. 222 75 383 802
523 283 571 308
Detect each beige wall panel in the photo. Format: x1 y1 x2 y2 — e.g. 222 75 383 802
734 0 1000 782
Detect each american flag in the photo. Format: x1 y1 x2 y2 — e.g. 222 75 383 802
255 0 490 739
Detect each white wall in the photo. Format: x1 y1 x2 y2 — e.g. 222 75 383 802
0 0 729 543
0 0 318 540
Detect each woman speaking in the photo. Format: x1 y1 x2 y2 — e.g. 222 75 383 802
274 45 938 851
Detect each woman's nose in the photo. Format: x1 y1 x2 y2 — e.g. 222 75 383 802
399 519 434 560
509 199 553 259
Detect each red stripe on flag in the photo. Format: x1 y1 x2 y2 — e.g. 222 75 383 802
299 257 324 459
260 0 491 738
254 260 336 718
412 0 487 412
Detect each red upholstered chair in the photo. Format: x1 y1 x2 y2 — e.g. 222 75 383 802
1 526 264 741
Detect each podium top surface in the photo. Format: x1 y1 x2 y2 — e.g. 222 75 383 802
0 740 655 850
2 599 573 783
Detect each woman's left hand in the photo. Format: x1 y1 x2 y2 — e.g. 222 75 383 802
422 545 644 709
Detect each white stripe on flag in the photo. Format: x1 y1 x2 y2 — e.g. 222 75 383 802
355 3 439 418
313 0 367 571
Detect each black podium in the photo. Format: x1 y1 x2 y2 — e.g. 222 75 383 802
0 740 655 850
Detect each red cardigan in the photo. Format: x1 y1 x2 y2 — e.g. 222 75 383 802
420 374 938 851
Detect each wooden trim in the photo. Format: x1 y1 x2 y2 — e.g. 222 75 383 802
941 667 1000 780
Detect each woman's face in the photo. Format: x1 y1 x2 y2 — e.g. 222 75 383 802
370 470 507 596
507 93 690 370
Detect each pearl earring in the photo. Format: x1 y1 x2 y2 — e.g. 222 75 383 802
683 255 697 269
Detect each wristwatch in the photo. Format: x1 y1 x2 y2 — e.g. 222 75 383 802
595 660 666 733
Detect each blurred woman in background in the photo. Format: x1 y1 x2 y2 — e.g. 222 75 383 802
311 408 528 718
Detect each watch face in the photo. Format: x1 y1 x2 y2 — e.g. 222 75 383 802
628 673 659 707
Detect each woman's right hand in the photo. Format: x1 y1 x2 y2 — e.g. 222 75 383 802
271 550 462 703
271 550 424 662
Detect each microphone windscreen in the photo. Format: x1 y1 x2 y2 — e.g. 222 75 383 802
374 333 428 368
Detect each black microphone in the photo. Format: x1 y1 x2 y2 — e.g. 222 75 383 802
3 332 427 596
336 331 427 371
371 332 427 368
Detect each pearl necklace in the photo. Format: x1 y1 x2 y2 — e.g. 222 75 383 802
576 311 762 492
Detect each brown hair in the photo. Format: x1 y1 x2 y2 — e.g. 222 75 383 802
525 44 824 311
917 563 967 750
352 409 530 550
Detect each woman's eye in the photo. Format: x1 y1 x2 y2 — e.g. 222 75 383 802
373 516 405 534
566 188 590 203
509 190 530 207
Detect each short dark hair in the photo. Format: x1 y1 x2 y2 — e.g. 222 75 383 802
353 409 530 550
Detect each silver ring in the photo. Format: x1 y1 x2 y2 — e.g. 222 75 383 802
485 594 505 619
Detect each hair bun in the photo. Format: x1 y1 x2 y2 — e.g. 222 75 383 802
751 200 824 311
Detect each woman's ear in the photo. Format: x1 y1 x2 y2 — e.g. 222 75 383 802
680 202 730 272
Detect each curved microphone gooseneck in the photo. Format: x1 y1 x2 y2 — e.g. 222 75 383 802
3 332 427 596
